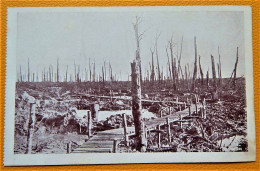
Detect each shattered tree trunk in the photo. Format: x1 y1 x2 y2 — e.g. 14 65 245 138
155 35 161 83
169 38 177 90
199 56 204 86
192 37 198 91
19 65 23 82
26 103 36 154
211 55 217 90
133 17 143 84
131 60 147 152
218 46 222 89
65 65 68 82
150 49 155 84
166 47 172 84
56 58 59 82
233 47 239 89
27 58 30 82
206 70 209 89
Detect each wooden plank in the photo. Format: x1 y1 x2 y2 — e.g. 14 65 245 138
91 138 123 141
73 147 112 152
79 144 113 148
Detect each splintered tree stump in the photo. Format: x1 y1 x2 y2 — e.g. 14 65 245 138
131 60 147 152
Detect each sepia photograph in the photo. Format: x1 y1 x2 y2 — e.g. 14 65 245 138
4 6 255 165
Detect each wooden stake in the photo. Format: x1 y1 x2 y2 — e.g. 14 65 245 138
113 139 118 153
87 111 92 137
157 125 161 148
26 103 36 154
180 115 183 129
67 142 72 153
166 117 171 143
122 113 129 146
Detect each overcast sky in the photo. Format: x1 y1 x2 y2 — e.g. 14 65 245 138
16 8 245 81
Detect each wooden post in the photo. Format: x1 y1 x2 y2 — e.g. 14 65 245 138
67 142 72 153
166 117 171 143
93 103 99 122
110 90 112 102
180 115 183 129
157 125 161 148
113 139 118 153
195 95 198 115
168 106 171 115
26 103 36 154
189 106 191 116
203 98 207 119
122 113 129 146
184 102 186 109
144 125 147 139
87 110 92 137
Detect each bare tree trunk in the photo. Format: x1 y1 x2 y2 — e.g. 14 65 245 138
27 58 30 82
43 67 46 82
169 37 177 90
77 65 80 82
185 65 188 90
51 65 53 82
65 65 68 82
166 47 172 82
199 56 204 85
233 47 239 89
20 65 22 82
104 61 107 82
155 34 161 83
56 58 59 82
89 58 92 82
109 61 113 82
102 66 105 86
177 36 184 81
206 69 209 89
218 46 222 90
150 48 155 85
211 55 217 90
133 17 144 84
93 59 96 82
131 60 146 152
192 37 198 91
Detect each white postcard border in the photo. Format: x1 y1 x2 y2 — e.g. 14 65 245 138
4 6 256 166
